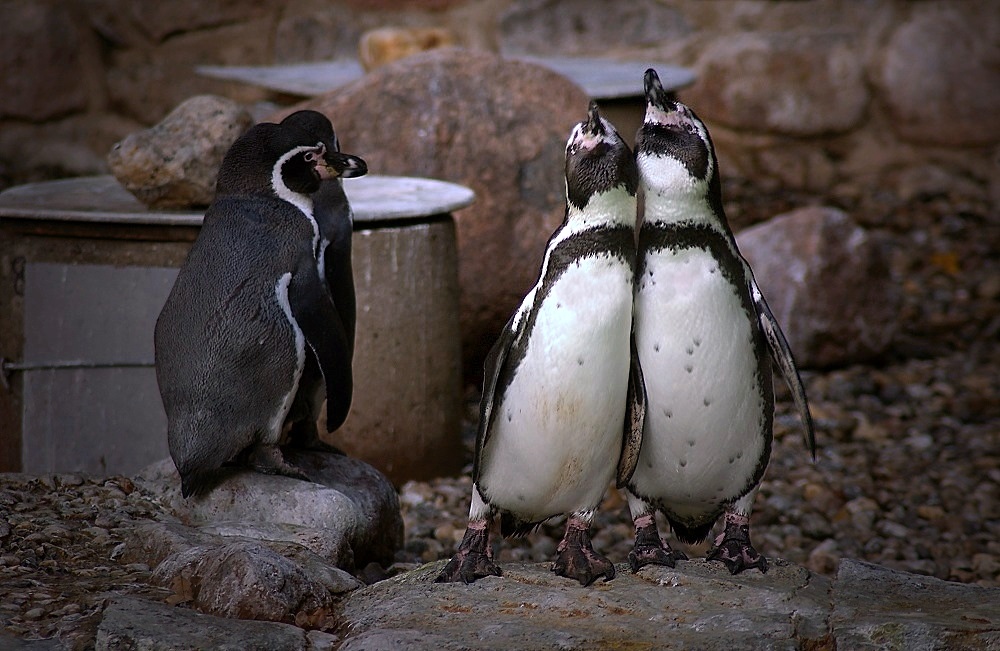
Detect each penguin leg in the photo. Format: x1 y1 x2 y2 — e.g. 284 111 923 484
285 417 346 455
245 444 312 483
625 493 687 572
706 489 768 574
435 486 502 583
551 510 615 586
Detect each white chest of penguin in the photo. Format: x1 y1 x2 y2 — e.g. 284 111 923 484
632 245 767 510
483 253 633 515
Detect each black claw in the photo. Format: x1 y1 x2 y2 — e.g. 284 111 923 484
247 445 312 482
435 526 501 584
551 524 615 586
628 519 686 572
706 519 768 574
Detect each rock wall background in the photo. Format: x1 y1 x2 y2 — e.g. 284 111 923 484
1 0 997 202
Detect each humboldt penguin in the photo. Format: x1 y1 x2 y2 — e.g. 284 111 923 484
278 110 367 449
155 119 360 497
436 102 646 586
625 68 816 574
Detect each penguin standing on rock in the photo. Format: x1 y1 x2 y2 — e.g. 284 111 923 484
436 102 646 586
624 68 816 574
154 118 364 498
278 110 368 449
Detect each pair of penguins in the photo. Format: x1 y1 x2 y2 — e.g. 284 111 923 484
155 110 367 498
436 69 816 586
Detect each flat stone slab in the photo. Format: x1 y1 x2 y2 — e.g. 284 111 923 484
197 56 695 100
0 175 474 227
96 597 340 651
332 558 1000 650
338 559 832 650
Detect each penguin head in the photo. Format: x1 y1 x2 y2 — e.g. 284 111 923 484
280 110 368 179
215 122 335 200
636 68 720 206
564 101 638 212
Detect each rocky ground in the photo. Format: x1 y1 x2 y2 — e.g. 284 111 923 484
1 183 997 648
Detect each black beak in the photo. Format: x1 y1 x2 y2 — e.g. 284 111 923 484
644 68 673 111
324 151 368 179
585 101 605 136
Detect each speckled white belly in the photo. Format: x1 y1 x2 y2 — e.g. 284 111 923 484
480 254 633 520
630 246 766 518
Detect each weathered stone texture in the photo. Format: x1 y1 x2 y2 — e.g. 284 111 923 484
736 206 900 368
684 32 868 137
279 49 590 376
875 4 1000 147
0 1 89 121
107 95 252 209
500 0 691 55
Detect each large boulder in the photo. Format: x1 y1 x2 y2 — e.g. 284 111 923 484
134 450 403 571
275 48 591 379
107 94 252 209
735 206 900 368
683 31 868 137
873 4 1000 147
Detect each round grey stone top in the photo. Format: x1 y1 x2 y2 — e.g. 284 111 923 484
0 175 475 227
197 56 695 100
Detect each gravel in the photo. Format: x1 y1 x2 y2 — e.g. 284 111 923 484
2 185 997 646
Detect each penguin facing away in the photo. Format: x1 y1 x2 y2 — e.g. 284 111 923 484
154 119 362 498
436 102 646 586
625 68 816 574
277 110 368 450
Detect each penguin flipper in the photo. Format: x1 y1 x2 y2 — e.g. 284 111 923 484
747 273 817 459
616 331 646 488
472 312 519 483
288 266 354 433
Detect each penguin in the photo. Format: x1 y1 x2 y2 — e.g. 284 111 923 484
436 102 646 586
154 119 362 498
277 110 368 450
624 68 816 574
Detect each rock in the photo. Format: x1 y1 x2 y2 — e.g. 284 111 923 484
276 48 590 379
0 2 88 121
831 559 1000 649
96 597 340 651
499 0 691 55
358 27 456 71
874 4 1000 147
107 95 252 209
684 32 868 137
337 559 832 649
736 206 900 368
150 541 351 623
135 452 402 570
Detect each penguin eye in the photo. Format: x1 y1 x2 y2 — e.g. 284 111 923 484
304 151 317 163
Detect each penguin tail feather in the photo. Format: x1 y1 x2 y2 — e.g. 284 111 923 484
499 512 542 538
180 469 217 499
665 516 716 545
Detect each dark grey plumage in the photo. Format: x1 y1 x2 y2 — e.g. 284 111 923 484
278 111 367 449
155 119 358 497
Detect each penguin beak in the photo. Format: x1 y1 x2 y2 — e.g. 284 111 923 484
584 101 606 137
644 68 674 112
323 151 368 179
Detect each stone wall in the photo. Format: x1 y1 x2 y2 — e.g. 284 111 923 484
1 0 997 203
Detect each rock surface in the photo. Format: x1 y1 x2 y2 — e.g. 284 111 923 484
684 32 868 137
135 450 403 571
106 94 252 208
736 206 900 368
275 48 590 379
874 4 1000 147
55 558 1000 650
96 597 339 651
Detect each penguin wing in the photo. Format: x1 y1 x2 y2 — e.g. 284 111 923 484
471 311 520 483
288 260 354 432
616 330 647 488
746 269 817 459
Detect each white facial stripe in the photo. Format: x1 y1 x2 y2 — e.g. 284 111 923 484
271 144 320 254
